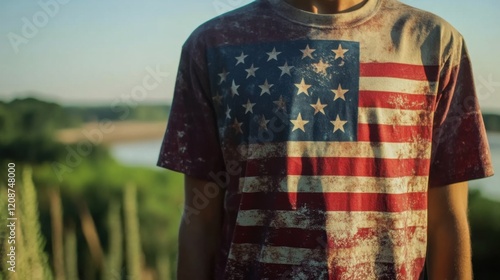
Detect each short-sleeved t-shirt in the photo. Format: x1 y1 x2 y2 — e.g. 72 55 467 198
158 0 494 279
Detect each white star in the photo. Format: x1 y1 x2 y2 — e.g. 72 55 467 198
332 44 349 60
232 118 243 134
259 79 274 95
258 115 270 130
225 105 231 119
235 52 248 65
310 98 327 115
331 84 349 101
273 95 287 112
295 78 312 96
300 44 316 59
290 113 309 132
231 80 240 97
278 61 294 77
312 59 331 74
245 64 259 78
212 92 223 106
218 69 229 84
266 47 281 61
331 115 348 133
242 99 256 114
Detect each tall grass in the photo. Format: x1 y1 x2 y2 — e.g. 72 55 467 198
79 202 104 275
0 164 174 280
0 167 54 279
49 188 65 280
102 199 123 280
0 184 8 279
156 253 171 280
124 183 142 279
64 224 78 280
20 166 53 280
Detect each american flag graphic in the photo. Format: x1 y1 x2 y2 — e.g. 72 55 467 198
206 39 437 279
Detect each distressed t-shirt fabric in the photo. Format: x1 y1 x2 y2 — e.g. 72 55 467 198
157 0 494 279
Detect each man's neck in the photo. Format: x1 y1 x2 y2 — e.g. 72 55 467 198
284 0 369 14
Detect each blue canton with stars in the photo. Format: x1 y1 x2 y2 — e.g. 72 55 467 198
207 39 359 144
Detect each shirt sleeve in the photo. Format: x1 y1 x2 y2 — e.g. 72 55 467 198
429 37 494 186
157 37 226 180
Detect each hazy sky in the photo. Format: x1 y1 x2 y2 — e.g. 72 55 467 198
1 0 499 111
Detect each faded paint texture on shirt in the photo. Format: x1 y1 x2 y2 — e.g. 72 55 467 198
158 0 494 279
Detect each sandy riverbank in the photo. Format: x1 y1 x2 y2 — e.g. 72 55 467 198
56 121 167 145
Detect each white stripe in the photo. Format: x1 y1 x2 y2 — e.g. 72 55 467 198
360 77 437 95
228 243 324 264
239 175 429 194
228 236 426 267
244 141 431 160
236 210 427 230
358 107 433 126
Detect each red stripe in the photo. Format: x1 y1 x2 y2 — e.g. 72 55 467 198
359 90 435 110
232 225 423 249
244 157 430 177
232 226 326 248
357 123 432 143
407 257 426 280
239 192 427 212
360 62 439 81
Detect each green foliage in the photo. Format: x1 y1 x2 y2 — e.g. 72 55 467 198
468 190 500 279
62 104 170 124
483 113 500 132
129 105 170 122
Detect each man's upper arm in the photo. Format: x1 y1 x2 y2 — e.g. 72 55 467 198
428 182 468 226
427 182 472 279
183 175 225 224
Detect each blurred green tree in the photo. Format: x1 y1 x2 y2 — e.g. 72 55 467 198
0 98 66 163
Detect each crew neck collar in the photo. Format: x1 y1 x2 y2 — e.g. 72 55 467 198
265 0 382 28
